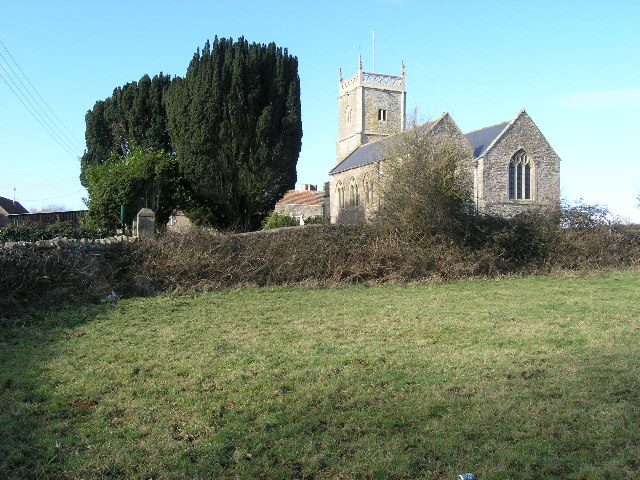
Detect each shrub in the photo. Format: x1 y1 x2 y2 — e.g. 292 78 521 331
374 129 474 239
561 200 611 229
303 215 326 225
261 211 299 229
0 243 140 321
3 200 640 320
0 222 115 243
82 147 184 231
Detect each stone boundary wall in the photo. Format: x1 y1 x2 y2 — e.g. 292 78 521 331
0 235 138 251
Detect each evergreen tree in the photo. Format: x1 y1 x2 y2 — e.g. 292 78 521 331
81 73 172 183
165 37 302 231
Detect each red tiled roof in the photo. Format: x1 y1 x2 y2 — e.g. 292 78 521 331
0 196 28 215
276 190 323 206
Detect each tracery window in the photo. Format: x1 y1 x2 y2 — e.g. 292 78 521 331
508 150 533 200
337 181 344 209
363 173 374 204
349 177 359 206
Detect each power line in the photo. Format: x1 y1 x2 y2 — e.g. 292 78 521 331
0 55 79 157
0 67 78 158
0 39 83 159
0 39 84 149
0 50 81 154
21 190 86 202
2 168 80 181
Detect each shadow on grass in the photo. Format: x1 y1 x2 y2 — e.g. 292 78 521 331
0 303 112 479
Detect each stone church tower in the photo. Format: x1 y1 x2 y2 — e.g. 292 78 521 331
336 57 406 163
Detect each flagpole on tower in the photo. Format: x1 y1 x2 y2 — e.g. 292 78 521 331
372 28 376 73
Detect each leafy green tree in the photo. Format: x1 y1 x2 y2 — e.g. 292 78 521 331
165 37 302 231
83 147 184 230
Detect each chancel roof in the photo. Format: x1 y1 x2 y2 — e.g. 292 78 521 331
464 121 510 158
0 196 28 215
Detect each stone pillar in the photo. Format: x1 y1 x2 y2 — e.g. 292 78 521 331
136 208 155 238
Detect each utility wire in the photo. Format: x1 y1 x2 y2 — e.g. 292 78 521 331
0 67 78 159
0 40 84 149
3 168 79 181
21 190 86 202
0 50 82 153
0 58 78 157
0 40 83 158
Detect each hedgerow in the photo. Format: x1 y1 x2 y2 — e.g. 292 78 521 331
1 207 639 321
0 222 114 242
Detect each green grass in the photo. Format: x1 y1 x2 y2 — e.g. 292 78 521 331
2 272 640 479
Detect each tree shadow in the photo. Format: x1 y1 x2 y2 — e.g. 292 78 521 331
0 303 111 478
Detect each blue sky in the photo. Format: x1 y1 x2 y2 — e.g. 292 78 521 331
2 0 639 220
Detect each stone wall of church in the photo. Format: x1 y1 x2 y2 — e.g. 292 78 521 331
329 162 380 224
336 85 405 162
479 112 561 216
337 88 362 162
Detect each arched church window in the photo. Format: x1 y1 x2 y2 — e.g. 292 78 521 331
508 150 533 200
349 177 359 206
337 181 344 209
363 173 374 204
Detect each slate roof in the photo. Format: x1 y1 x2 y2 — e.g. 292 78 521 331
329 140 385 175
330 112 520 174
330 118 440 175
276 190 324 206
0 196 28 215
464 121 510 158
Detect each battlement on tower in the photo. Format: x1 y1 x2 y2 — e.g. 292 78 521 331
340 71 405 94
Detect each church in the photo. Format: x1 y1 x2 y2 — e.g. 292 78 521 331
327 58 561 224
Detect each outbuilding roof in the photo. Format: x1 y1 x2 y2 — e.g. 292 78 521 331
0 196 29 215
276 190 324 206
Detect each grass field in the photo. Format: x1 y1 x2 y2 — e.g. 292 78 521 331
2 271 639 479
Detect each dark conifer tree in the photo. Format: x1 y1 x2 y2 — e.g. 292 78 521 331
81 37 300 231
165 37 302 230
81 72 172 183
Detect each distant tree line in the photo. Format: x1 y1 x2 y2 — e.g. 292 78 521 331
81 36 302 232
